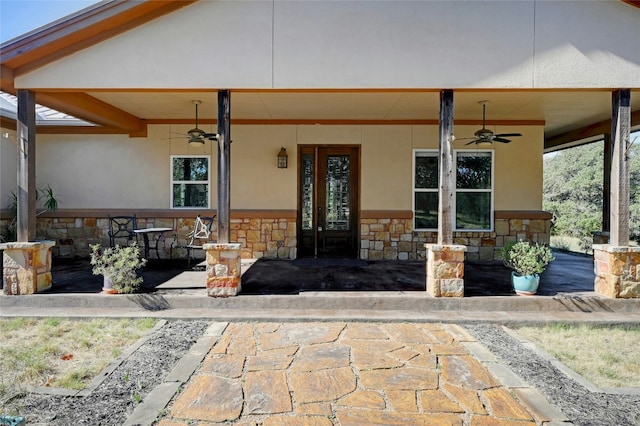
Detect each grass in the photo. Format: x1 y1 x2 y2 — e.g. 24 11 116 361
551 234 638 255
0 317 157 405
516 323 640 388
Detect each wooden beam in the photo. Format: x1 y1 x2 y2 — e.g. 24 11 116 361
621 0 640 10
0 116 16 131
146 118 543 126
545 109 640 150
609 89 631 246
36 92 145 132
217 90 231 244
438 89 455 245
602 133 611 233
0 64 14 92
16 90 37 242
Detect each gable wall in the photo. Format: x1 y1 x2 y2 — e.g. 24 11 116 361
15 1 640 90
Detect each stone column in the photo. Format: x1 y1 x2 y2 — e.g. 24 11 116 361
204 243 242 297
1 241 55 295
593 244 640 298
425 244 466 297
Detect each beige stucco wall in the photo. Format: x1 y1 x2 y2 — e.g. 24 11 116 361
15 1 640 90
0 130 18 209
1 123 544 212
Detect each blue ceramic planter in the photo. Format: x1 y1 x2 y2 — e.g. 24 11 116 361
511 272 540 295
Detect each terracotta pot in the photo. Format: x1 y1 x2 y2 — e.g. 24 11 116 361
102 276 118 294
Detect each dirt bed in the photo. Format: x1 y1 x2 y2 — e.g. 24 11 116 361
1 320 209 425
465 324 640 426
4 321 639 425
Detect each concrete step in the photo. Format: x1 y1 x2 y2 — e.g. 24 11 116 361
2 291 640 314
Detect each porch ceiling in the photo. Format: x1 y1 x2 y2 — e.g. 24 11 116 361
2 89 638 150
84 89 639 148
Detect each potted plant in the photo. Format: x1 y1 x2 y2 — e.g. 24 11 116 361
90 243 147 294
502 240 555 295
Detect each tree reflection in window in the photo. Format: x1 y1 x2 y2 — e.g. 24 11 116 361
414 152 439 229
172 156 209 208
302 154 314 231
413 150 493 231
326 155 350 231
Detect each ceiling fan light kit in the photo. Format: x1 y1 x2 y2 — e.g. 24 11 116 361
459 100 523 146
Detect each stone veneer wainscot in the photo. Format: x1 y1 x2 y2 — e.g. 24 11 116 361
1 240 55 295
1 210 551 262
593 244 640 298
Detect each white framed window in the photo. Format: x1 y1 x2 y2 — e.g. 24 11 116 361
171 155 210 208
413 149 494 231
413 150 439 230
454 150 494 231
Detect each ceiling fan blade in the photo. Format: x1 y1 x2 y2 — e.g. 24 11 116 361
493 137 512 143
465 139 481 146
169 132 189 137
494 133 522 137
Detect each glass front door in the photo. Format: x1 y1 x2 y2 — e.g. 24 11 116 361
298 146 359 258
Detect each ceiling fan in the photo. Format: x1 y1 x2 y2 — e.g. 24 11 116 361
459 100 522 145
170 100 219 145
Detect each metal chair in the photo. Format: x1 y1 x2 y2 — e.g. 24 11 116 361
108 215 138 247
185 215 216 267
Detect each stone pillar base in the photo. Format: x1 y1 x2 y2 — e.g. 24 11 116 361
204 243 242 297
593 244 640 298
1 241 56 295
425 244 467 297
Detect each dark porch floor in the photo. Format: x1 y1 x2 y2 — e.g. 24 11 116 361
32 250 594 296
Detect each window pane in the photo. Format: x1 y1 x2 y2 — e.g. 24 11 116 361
415 154 439 189
325 155 350 231
173 184 208 207
301 154 314 231
173 158 208 181
415 192 438 229
456 192 491 229
457 153 491 189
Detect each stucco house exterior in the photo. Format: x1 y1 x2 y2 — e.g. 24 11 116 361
1 0 639 266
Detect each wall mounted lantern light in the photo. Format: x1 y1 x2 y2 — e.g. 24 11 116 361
277 147 288 168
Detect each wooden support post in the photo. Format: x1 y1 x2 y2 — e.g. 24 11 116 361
438 89 454 245
610 89 630 246
16 89 36 242
217 89 231 244
602 133 611 233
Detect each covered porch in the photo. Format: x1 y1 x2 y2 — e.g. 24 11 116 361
5 250 640 322
9 249 595 297
2 1 639 299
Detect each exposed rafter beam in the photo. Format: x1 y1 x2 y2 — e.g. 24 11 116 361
0 65 14 91
36 92 145 134
545 109 640 150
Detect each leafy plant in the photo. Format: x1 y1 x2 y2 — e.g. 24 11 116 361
37 185 59 212
90 243 147 294
502 240 555 276
2 185 59 242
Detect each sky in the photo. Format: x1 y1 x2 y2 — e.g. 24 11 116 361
1 0 97 43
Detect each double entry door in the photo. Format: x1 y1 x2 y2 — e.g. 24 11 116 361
298 146 360 258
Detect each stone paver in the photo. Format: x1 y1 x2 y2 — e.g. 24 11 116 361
159 322 547 425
